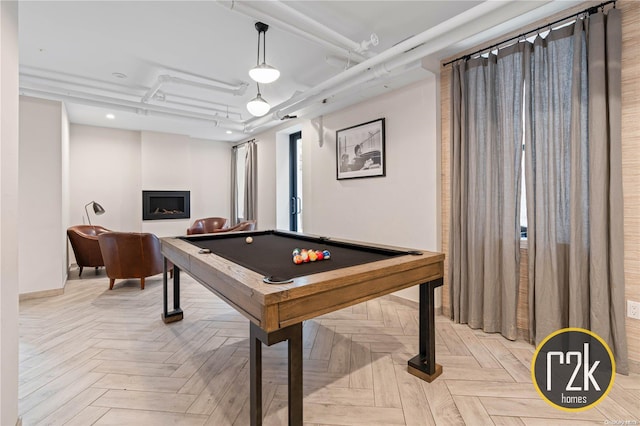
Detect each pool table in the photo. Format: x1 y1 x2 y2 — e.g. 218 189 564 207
161 230 444 426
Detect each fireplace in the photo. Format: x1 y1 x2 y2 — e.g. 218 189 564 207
142 190 190 220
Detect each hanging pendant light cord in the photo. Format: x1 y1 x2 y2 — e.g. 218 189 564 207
256 30 261 65
262 29 266 64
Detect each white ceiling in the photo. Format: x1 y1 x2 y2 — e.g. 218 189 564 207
18 0 585 143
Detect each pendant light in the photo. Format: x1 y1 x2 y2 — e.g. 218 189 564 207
249 22 280 84
246 83 270 117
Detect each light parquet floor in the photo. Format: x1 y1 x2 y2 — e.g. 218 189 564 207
19 270 640 426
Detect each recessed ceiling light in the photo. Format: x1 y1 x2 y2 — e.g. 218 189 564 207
111 72 127 79
226 130 232 134
106 113 115 119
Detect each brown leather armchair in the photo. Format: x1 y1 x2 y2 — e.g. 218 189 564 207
221 220 257 232
186 217 228 235
67 225 111 276
98 232 169 290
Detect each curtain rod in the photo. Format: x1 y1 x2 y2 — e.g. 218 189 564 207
232 138 256 149
442 0 616 67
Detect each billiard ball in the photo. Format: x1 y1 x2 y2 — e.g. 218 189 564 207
309 251 318 261
293 255 303 264
245 236 253 244
322 250 331 259
292 248 301 256
316 250 324 260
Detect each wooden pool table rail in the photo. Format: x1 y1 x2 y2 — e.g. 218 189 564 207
161 233 443 332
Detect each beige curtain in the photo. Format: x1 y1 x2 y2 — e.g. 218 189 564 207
449 8 627 370
244 140 258 222
449 43 525 340
230 146 239 225
525 9 628 373
230 140 258 225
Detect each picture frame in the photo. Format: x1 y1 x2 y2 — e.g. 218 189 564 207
336 118 386 180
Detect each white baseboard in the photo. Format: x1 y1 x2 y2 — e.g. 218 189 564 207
19 287 65 301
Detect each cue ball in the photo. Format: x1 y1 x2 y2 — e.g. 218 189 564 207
245 236 253 244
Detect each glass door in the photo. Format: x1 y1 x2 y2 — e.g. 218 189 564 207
289 131 303 232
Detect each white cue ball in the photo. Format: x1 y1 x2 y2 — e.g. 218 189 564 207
245 236 253 244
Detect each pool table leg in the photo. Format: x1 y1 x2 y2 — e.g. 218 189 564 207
288 324 303 425
250 325 263 426
250 322 303 426
407 278 443 382
162 258 183 323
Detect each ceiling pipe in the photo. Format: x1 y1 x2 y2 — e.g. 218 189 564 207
325 55 356 70
243 0 511 131
215 0 369 63
20 85 246 131
246 61 423 133
295 62 423 117
245 0 570 132
253 0 378 56
141 75 167 103
20 66 143 95
21 69 247 118
21 72 246 123
21 88 142 114
162 95 244 120
142 74 248 104
266 7 543 125
248 68 420 136
164 75 248 96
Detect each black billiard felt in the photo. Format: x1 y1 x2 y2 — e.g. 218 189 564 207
181 231 406 283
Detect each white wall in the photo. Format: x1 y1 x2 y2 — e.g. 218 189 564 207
69 124 141 233
18 96 67 295
1 1 20 423
140 131 191 236
187 137 231 229
256 135 278 230
253 76 440 303
61 103 70 276
309 78 439 301
69 126 231 240
140 131 231 237
275 132 290 230
303 78 438 245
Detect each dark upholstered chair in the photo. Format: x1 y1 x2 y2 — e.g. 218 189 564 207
222 220 257 232
98 232 169 290
186 217 228 235
67 225 111 276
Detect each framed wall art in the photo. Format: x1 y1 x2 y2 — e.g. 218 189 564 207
336 118 385 180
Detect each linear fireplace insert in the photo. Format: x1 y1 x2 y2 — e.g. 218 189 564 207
142 190 190 220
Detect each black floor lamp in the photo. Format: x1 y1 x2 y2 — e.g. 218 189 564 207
84 201 105 226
